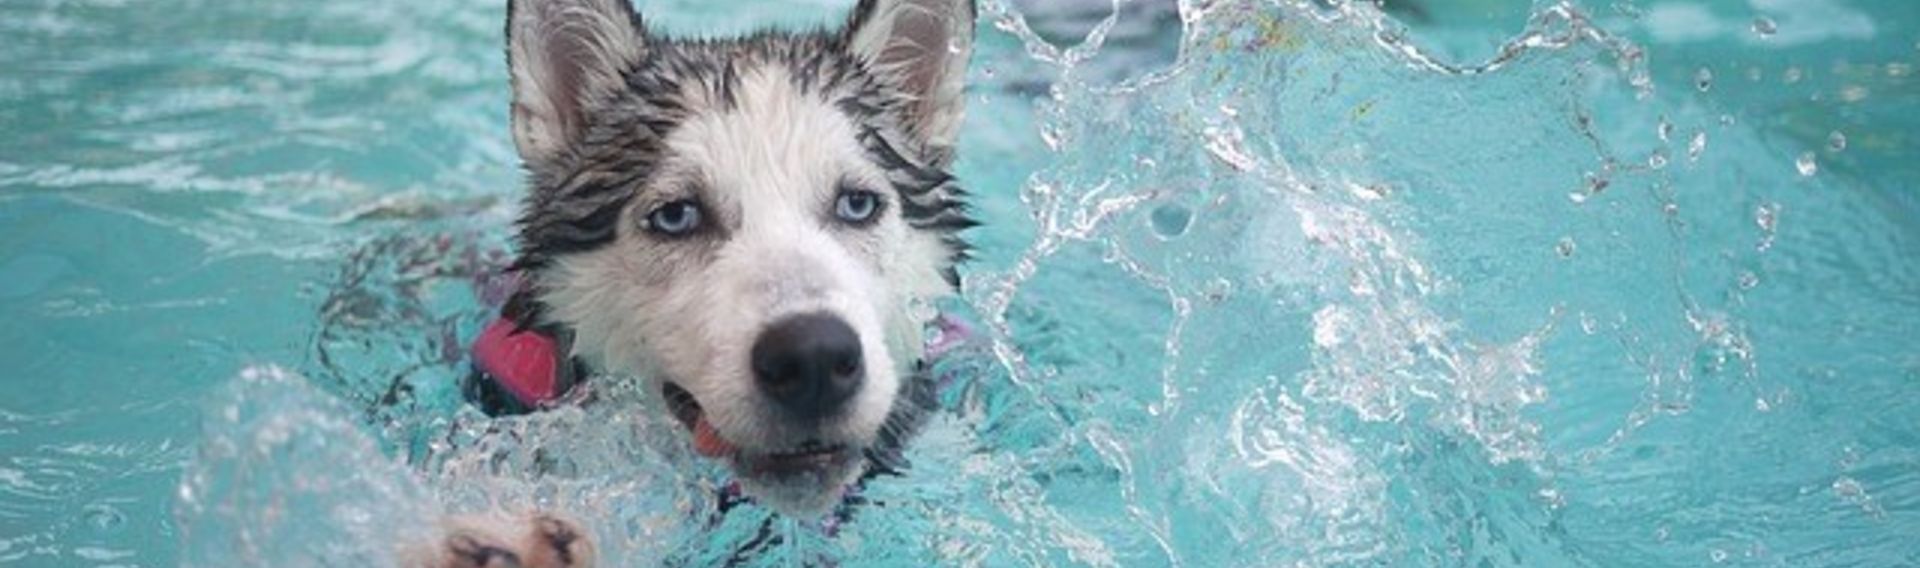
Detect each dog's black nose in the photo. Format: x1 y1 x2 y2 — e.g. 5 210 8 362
751 313 864 420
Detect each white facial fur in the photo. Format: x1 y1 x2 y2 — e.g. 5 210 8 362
535 65 954 512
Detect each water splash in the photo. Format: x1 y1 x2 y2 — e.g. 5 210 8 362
144 0 1920 564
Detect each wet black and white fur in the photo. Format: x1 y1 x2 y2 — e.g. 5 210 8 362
433 0 976 562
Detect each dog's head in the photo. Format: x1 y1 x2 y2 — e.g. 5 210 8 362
502 0 974 515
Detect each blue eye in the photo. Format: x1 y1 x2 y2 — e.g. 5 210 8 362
834 190 881 224
646 201 702 236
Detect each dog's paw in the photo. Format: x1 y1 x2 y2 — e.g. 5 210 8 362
416 512 596 568
522 514 593 568
442 531 527 568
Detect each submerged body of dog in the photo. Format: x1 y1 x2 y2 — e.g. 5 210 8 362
421 0 977 564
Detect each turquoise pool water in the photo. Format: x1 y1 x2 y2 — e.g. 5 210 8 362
2 0 1917 565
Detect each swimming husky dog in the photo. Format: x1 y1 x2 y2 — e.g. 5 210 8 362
422 0 976 564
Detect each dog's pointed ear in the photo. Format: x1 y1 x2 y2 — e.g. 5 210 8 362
845 0 976 161
507 0 646 163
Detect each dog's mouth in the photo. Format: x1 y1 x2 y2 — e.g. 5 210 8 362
661 382 860 479
662 382 737 458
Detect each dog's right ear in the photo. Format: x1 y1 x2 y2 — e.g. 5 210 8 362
507 0 645 163
845 0 976 165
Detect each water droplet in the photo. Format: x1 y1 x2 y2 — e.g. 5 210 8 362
1648 151 1669 170
1712 549 1730 563
1555 237 1577 258
1755 203 1778 233
1340 181 1384 201
1841 445 1863 468
1755 202 1779 252
1755 397 1772 412
1783 66 1804 84
1657 117 1673 142
1796 152 1818 177
1150 204 1193 239
1538 487 1566 509
1752 16 1777 37
1695 67 1714 92
1828 131 1848 152
1038 125 1063 151
1579 312 1598 335
1203 278 1234 303
1688 131 1709 163
1834 476 1864 497
1738 271 1760 290
1567 191 1589 204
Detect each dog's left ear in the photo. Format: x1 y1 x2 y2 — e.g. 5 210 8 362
845 0 977 164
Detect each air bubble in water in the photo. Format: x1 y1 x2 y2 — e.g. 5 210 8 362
1657 117 1673 142
1648 150 1669 170
1695 67 1714 92
1555 237 1576 258
1784 66 1804 84
1796 152 1818 177
1689 131 1709 163
1752 16 1777 37
1150 204 1193 239
1738 271 1760 290
1828 131 1848 152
